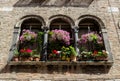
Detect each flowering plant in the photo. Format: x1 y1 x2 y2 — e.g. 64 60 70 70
92 50 108 58
49 29 70 45
49 50 60 58
78 32 103 44
61 46 77 61
80 50 108 61
13 49 19 57
20 48 32 57
19 29 37 43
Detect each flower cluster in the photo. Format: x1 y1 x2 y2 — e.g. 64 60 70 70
78 32 103 44
49 29 70 45
20 48 32 56
49 50 60 58
80 50 108 59
20 29 37 43
92 50 108 57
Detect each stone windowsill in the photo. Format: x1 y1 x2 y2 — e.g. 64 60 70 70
8 61 113 66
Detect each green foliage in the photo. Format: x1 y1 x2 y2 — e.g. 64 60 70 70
61 46 78 57
79 47 86 52
13 49 19 57
61 46 71 56
95 51 108 57
81 51 92 58
33 54 40 58
69 46 78 56
48 42 62 51
32 49 40 57
37 32 44 44
48 31 53 36
36 32 44 52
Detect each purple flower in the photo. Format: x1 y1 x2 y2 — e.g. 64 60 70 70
19 29 37 43
78 32 103 44
49 29 70 45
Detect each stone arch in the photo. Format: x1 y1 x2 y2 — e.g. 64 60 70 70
15 15 46 27
48 14 75 28
8 15 46 62
76 15 105 29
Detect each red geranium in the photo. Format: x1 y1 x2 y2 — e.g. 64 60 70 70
93 50 98 55
20 49 26 53
26 48 32 53
52 50 58 54
20 48 32 54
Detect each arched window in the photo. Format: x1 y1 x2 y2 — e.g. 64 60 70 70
78 18 105 52
19 18 43 61
47 16 75 61
9 16 45 62
77 15 113 62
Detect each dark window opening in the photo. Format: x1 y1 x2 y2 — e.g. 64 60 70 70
21 18 42 32
78 18 100 38
50 18 72 38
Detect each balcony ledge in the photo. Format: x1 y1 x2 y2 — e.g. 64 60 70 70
8 61 113 66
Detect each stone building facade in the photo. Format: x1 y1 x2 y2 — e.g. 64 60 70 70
0 0 120 81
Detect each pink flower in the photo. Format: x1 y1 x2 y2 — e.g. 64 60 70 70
78 32 103 44
26 48 32 53
19 30 37 43
50 29 70 45
20 49 25 53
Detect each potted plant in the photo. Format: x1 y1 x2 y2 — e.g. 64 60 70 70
33 55 40 61
19 48 32 61
80 51 93 61
93 50 108 61
61 46 71 62
29 53 33 61
12 49 19 61
48 50 61 61
69 46 78 62
32 49 40 61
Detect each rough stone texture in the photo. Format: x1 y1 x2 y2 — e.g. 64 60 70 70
0 0 120 80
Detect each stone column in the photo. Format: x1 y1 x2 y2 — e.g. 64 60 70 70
42 27 49 61
72 26 79 55
101 29 113 62
8 26 21 62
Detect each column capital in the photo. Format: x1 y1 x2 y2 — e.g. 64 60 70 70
72 26 79 33
101 29 107 33
42 26 49 30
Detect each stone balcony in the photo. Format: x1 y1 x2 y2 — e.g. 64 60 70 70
5 61 112 74
8 61 113 66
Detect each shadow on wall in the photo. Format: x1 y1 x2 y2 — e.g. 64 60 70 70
1 65 111 74
13 0 94 7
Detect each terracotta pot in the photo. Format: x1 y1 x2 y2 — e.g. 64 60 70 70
29 57 33 61
71 55 77 62
13 57 19 61
34 57 40 61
